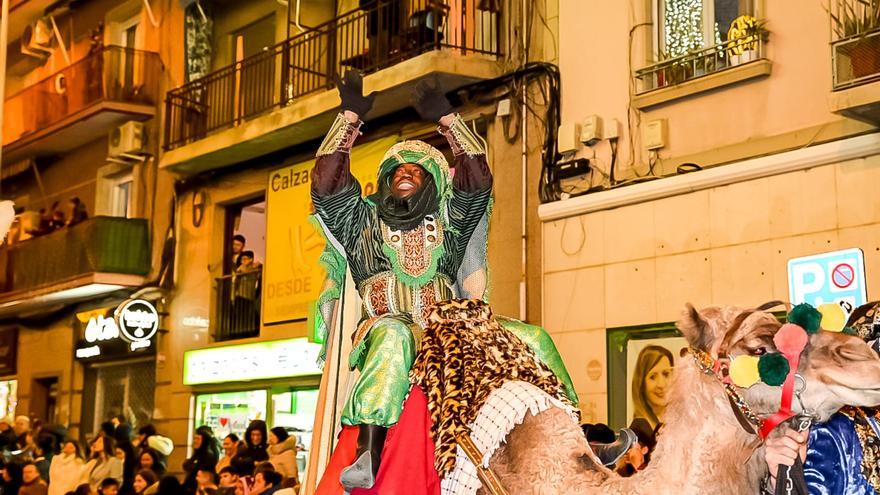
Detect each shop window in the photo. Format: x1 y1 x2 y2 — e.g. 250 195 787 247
194 390 268 440
216 198 265 341
0 380 17 419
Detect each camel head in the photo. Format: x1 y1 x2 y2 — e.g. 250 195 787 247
678 303 880 424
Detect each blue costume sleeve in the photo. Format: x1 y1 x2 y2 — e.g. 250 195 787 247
804 413 875 495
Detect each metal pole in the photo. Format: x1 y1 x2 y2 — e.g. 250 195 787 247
0 0 10 194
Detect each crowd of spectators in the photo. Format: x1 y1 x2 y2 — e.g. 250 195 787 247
0 417 299 495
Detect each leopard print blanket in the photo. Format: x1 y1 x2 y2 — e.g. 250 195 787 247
409 298 574 478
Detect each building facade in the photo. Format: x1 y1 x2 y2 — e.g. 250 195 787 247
541 0 880 428
0 0 174 441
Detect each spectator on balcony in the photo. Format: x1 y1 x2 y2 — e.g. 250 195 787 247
65 198 88 228
229 235 246 272
233 251 261 331
87 23 105 102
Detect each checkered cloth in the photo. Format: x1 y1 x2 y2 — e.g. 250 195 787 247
439 380 580 495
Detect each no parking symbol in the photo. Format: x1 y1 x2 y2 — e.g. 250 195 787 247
788 248 868 309
831 263 855 289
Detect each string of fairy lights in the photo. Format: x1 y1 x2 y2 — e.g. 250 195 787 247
663 0 727 57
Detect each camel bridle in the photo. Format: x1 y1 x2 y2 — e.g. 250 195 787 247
688 308 814 440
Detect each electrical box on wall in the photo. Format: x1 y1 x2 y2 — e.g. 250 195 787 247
580 115 603 145
604 118 620 140
644 119 668 150
557 122 581 154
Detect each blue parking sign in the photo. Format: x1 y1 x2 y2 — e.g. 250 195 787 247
787 248 868 311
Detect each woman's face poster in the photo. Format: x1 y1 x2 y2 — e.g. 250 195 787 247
626 336 687 429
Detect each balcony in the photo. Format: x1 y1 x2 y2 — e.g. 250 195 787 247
2 46 162 165
162 0 502 174
215 270 262 341
828 0 880 124
0 217 151 316
633 32 771 109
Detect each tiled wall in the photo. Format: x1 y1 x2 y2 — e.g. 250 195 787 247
541 154 880 422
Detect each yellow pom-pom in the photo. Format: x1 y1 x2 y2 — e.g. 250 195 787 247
729 355 761 388
818 303 846 332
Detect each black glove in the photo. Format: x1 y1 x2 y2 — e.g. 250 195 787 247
412 77 453 122
336 70 375 118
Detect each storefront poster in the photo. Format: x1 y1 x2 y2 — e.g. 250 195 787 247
606 323 683 430
263 136 398 324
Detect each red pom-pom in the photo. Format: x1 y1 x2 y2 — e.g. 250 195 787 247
774 323 809 356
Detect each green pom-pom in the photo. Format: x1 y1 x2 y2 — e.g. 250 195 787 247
758 353 790 386
842 326 858 336
788 303 822 334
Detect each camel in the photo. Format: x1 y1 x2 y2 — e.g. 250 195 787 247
482 304 880 494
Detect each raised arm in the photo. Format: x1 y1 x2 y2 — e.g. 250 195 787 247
311 72 375 250
412 79 492 194
312 71 374 197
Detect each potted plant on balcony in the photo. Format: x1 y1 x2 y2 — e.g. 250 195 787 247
829 0 880 79
654 50 695 89
726 15 768 66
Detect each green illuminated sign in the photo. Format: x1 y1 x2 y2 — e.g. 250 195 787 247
183 338 322 385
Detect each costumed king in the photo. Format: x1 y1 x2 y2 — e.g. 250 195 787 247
310 71 578 492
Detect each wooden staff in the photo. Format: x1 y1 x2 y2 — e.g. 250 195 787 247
457 433 509 495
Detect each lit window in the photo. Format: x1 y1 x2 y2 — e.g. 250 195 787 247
654 0 756 58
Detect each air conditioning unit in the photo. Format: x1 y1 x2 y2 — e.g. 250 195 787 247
21 18 53 56
109 121 147 158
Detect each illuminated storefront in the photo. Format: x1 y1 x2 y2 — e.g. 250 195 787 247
184 338 322 473
76 299 159 438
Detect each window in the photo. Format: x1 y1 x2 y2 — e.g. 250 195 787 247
110 173 134 218
653 0 756 58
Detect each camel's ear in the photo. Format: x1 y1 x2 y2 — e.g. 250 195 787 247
678 304 713 351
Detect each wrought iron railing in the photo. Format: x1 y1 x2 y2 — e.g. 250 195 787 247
3 46 162 147
215 269 262 341
634 34 767 95
0 216 151 294
164 0 501 150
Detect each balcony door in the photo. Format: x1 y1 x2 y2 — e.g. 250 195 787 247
109 14 142 101
233 15 276 122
